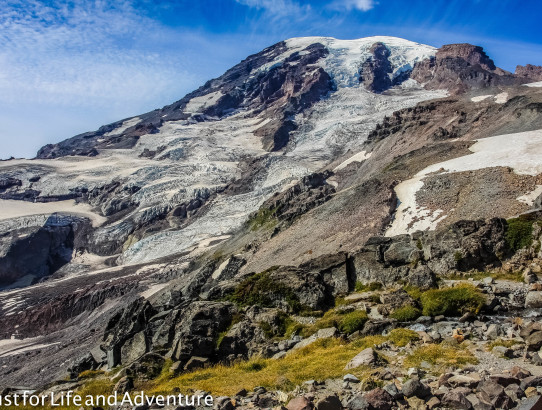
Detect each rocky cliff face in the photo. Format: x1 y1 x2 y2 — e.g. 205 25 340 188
1 36 542 395
411 43 526 94
516 64 542 81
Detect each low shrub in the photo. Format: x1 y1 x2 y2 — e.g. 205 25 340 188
355 282 383 292
420 284 485 317
248 207 278 231
226 271 301 312
487 338 522 351
78 369 106 380
301 309 368 337
505 217 534 252
339 311 369 334
388 328 420 347
389 305 421 322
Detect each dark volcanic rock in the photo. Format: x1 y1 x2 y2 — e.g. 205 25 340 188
0 215 92 288
360 42 393 93
102 297 157 368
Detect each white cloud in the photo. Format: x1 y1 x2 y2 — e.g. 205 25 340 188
235 0 311 17
0 0 208 158
330 0 377 12
0 1 192 107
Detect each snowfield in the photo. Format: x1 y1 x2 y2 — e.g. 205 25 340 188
285 36 436 88
387 129 542 236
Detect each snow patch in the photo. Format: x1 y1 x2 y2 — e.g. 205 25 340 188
385 177 447 237
0 199 106 227
517 185 542 206
524 81 542 87
184 91 224 113
494 92 508 104
471 95 492 102
212 258 230 280
103 117 141 137
334 151 372 171
387 129 542 236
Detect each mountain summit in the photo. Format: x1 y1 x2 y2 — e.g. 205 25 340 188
1 36 542 393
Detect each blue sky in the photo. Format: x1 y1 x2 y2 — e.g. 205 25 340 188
1 0 541 159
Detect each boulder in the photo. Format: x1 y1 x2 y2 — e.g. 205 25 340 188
510 366 532 379
363 388 395 409
287 396 313 410
441 389 473 409
114 376 134 394
345 348 379 369
67 353 98 379
525 291 542 308
447 374 481 389
169 301 235 362
184 356 209 371
489 374 520 387
315 394 342 410
525 331 542 351
292 328 339 351
401 379 431 399
121 331 147 364
345 394 370 410
125 352 165 381
478 380 514 409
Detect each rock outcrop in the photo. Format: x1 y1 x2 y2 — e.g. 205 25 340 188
411 43 525 94
515 64 542 81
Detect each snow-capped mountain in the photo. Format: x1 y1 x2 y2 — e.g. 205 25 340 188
1 36 542 388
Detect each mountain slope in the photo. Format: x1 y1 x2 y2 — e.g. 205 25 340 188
1 36 542 389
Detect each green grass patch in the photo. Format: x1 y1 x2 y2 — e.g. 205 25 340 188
355 282 383 292
388 328 420 347
339 311 369 334
390 305 421 322
78 369 106 380
403 285 423 301
420 284 485 317
505 217 534 252
248 207 278 231
300 309 368 337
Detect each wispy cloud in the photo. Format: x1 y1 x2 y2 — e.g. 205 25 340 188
0 0 198 109
329 0 377 12
0 0 214 158
235 0 311 18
